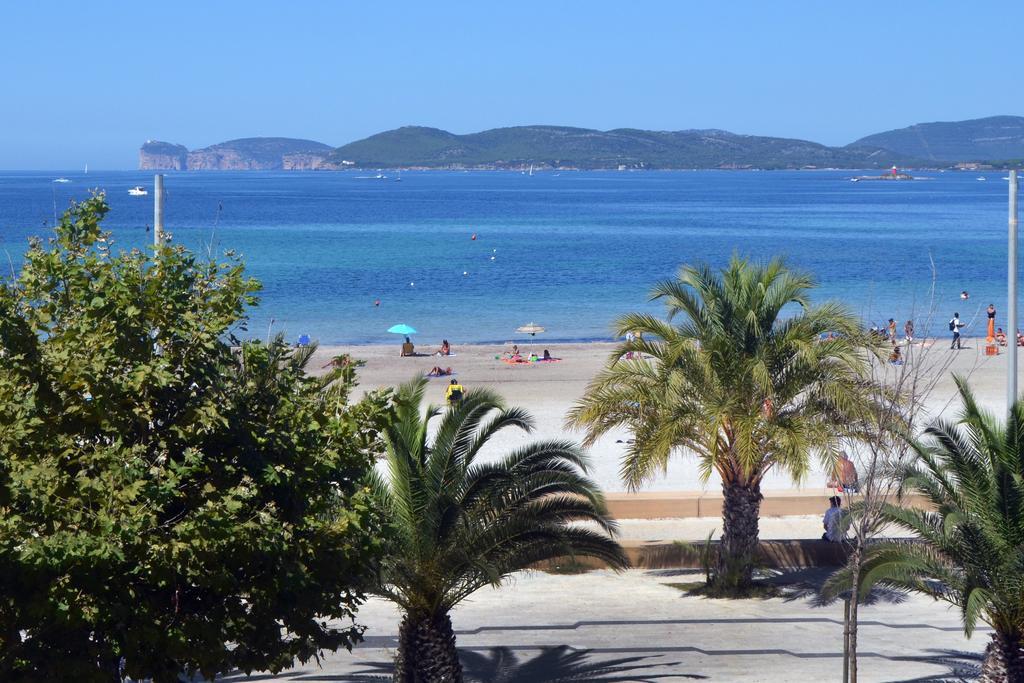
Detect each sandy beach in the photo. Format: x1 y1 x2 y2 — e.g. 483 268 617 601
311 335 1009 494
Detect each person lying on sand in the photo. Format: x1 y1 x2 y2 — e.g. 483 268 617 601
427 366 453 377
322 354 352 369
537 349 561 362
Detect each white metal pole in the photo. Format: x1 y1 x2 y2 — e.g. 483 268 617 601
1009 170 1019 408
154 174 165 246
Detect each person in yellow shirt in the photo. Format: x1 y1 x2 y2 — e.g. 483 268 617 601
445 378 465 406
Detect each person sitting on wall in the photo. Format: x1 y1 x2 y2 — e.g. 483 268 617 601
822 496 845 543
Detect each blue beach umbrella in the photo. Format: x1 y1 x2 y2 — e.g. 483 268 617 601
388 323 418 335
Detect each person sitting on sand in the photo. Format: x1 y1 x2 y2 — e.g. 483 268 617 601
827 452 859 493
997 328 1008 346
400 336 416 357
543 349 553 361
436 340 451 356
889 346 903 365
504 344 521 360
427 366 453 377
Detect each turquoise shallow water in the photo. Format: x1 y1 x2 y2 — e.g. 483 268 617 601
0 169 1016 344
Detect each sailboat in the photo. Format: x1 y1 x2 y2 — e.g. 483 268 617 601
84 163 88 175
528 164 534 177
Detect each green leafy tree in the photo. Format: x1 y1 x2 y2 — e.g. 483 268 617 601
826 377 1024 682
0 195 388 681
568 257 871 595
372 377 628 682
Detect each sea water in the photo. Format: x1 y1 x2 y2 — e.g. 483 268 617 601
0 169 1014 344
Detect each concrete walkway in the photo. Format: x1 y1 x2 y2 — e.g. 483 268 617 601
221 569 985 682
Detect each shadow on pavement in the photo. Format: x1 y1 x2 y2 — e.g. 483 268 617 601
277 645 701 682
891 648 983 681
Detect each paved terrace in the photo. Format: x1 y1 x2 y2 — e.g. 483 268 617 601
222 569 984 682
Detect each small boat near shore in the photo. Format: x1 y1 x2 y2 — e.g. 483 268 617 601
53 177 70 183
128 186 148 196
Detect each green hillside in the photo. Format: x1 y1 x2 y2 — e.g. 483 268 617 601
193 137 332 164
326 125 901 169
850 116 1024 162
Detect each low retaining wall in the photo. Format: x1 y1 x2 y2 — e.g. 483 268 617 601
604 490 929 520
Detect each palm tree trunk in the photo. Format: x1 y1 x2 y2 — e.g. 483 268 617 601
393 610 463 683
980 630 1024 683
713 479 762 595
847 566 859 683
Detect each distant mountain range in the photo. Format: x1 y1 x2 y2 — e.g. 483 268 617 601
139 116 1024 171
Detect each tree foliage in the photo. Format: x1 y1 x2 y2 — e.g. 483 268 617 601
567 256 873 593
0 195 388 681
825 376 1024 681
372 377 627 682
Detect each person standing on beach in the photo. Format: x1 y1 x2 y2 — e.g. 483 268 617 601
904 319 914 343
987 304 996 343
445 378 465 406
950 312 966 350
887 318 897 342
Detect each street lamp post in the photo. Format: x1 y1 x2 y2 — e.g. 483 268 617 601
1010 170 1019 408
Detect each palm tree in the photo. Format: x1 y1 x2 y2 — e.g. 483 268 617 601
567 256 872 595
827 377 1024 682
372 377 628 683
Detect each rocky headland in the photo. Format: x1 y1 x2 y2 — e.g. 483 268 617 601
140 138 333 171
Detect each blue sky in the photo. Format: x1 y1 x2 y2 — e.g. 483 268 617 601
1 1 1021 169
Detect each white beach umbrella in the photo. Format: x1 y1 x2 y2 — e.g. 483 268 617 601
516 322 545 337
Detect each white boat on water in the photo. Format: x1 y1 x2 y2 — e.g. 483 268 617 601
977 176 987 181
53 177 70 183
128 186 148 196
